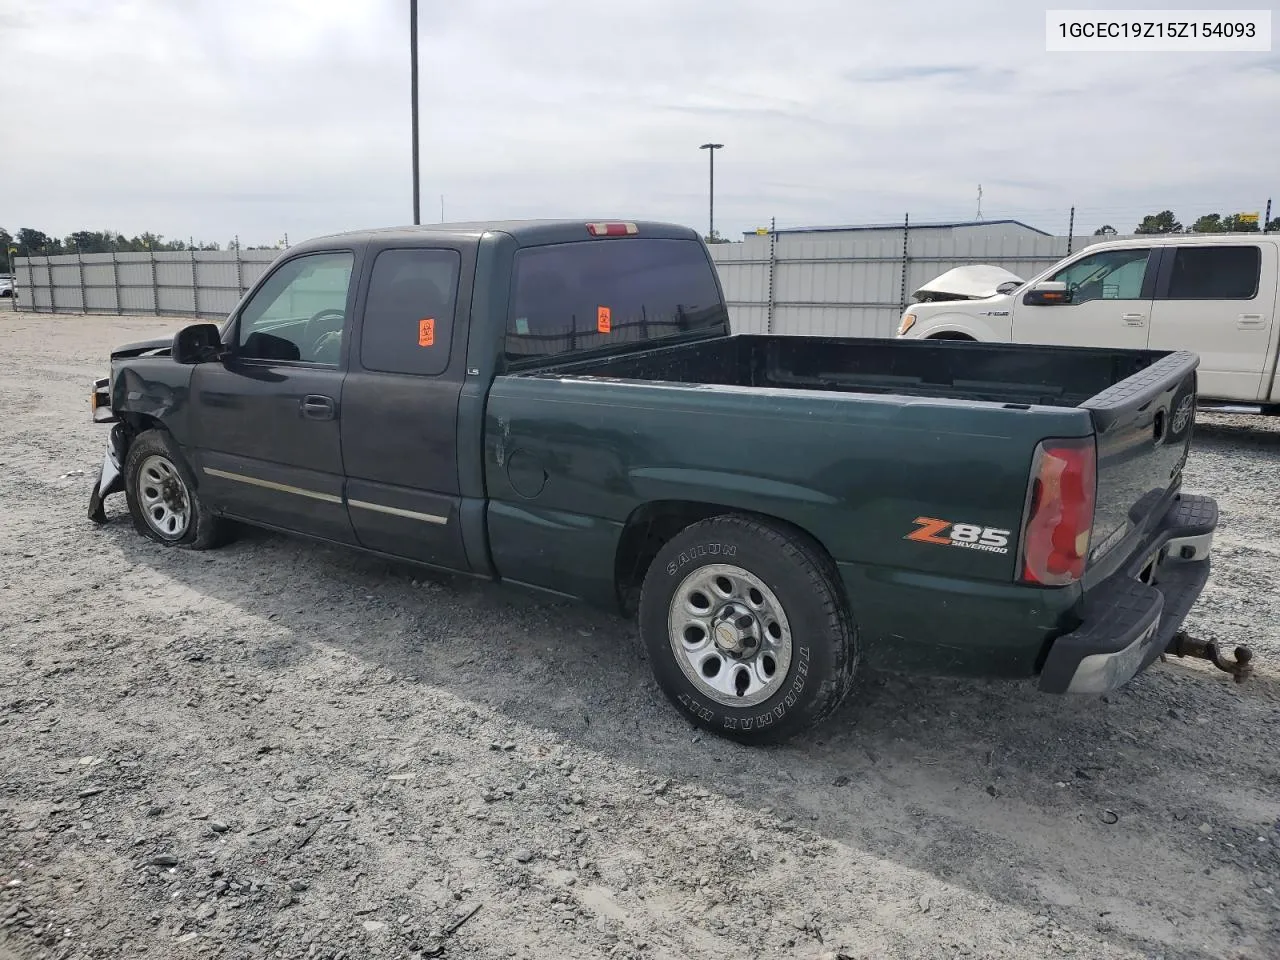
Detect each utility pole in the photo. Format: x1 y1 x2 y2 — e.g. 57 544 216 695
410 0 421 225
699 143 723 242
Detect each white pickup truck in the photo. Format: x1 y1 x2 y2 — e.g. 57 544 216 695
896 234 1280 411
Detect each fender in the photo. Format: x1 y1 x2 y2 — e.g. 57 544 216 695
911 312 1004 342
109 359 198 449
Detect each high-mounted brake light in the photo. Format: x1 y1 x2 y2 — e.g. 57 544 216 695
585 222 639 237
1019 437 1097 586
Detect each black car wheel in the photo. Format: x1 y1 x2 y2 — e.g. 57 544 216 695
123 429 230 550
639 515 859 744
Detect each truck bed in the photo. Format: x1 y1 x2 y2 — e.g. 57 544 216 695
527 334 1167 409
487 333 1199 671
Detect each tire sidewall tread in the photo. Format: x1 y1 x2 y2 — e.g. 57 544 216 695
123 429 225 550
639 514 858 744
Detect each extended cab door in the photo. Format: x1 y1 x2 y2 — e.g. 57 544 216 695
1146 242 1277 402
1012 245 1156 349
190 249 358 544
339 244 474 571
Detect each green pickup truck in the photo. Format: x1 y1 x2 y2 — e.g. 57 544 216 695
86 219 1226 743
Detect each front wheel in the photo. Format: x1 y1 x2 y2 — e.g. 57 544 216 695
123 429 229 550
638 515 859 744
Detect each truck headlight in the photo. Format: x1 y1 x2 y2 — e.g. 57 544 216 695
898 313 917 336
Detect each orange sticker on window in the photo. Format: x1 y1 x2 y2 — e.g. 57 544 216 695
418 317 435 347
597 305 611 334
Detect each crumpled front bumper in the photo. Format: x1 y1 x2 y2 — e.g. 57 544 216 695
1038 494 1217 695
88 377 127 524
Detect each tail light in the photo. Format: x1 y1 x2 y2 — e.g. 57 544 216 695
1019 437 1097 586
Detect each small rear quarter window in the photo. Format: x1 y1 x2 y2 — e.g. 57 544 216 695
360 248 461 376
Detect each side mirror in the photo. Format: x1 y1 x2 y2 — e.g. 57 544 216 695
1023 281 1072 306
172 323 225 364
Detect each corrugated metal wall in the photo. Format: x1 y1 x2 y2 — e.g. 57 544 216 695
12 249 281 318
711 231 1139 337
13 232 1138 338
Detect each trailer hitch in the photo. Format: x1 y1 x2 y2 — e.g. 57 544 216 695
1167 632 1253 684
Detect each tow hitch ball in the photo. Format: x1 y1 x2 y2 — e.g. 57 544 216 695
1167 632 1254 684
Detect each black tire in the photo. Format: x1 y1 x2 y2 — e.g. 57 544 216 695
638 515 859 744
123 429 229 550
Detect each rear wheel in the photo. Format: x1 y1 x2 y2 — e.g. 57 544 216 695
638 515 859 744
124 429 229 550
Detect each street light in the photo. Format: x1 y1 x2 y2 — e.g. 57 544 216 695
410 0 421 225
699 143 723 242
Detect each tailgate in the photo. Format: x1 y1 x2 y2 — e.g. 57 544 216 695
1081 350 1199 579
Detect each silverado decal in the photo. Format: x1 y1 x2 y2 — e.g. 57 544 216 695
906 517 1011 554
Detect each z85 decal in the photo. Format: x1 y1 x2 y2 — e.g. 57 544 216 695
906 517 1011 555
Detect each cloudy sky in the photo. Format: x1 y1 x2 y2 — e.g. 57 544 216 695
2 0 1278 245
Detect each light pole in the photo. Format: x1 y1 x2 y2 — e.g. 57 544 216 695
410 0 421 225
699 142 723 242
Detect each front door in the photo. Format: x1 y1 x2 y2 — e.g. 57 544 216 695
190 248 359 544
1147 243 1277 402
339 244 473 570
1013 245 1155 349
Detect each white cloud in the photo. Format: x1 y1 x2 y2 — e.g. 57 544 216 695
3 0 1277 244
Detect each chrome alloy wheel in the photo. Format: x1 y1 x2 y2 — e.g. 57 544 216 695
136 454 191 539
667 563 793 707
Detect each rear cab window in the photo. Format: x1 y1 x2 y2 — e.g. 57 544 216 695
1163 245 1261 300
505 238 727 365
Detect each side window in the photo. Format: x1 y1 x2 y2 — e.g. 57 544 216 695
1049 248 1150 305
1164 246 1260 300
238 252 354 364
359 249 461 376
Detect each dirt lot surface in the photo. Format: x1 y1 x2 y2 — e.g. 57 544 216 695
1 311 1278 960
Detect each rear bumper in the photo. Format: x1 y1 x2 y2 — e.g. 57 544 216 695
1038 493 1217 694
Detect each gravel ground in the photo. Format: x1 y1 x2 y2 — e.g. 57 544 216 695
1 311 1278 960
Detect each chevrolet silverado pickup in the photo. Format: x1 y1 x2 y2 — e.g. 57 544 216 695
86 219 1226 743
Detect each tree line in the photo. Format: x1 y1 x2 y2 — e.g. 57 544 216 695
1 226 283 259
1094 211 1280 236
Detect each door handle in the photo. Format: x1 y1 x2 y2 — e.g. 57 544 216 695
1237 314 1266 329
300 395 337 420
1122 313 1146 326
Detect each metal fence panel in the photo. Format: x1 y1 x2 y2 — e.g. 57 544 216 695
156 284 197 314
82 263 114 287
120 284 157 314
116 261 153 286
5 231 1148 333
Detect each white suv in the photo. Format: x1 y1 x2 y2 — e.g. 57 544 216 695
897 234 1280 408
